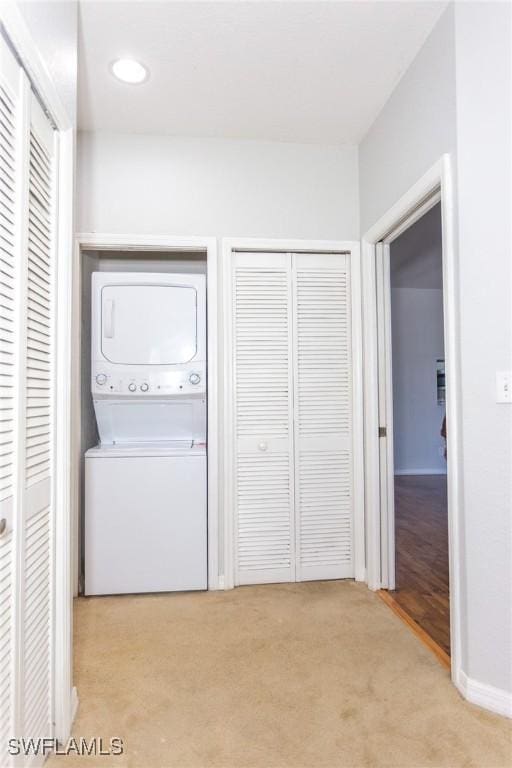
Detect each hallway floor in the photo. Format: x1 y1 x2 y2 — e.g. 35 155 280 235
48 581 511 768
392 474 450 655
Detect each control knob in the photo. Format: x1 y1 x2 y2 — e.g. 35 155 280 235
189 373 201 385
95 373 107 386
140 382 149 392
128 382 137 392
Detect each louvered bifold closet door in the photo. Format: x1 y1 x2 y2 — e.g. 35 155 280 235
292 253 354 580
20 94 56 745
232 252 295 584
0 34 21 761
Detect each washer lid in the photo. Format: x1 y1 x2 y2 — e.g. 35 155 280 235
85 440 206 458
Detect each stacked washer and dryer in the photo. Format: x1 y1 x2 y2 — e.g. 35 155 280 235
84 272 207 595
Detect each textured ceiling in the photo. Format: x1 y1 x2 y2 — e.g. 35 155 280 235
78 1 448 143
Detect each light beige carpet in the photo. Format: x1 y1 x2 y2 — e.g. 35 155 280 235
48 581 511 768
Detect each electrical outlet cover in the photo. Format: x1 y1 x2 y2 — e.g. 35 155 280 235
496 371 512 403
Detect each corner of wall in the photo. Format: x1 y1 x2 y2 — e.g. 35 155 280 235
456 669 512 719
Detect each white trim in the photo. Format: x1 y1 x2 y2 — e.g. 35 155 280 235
394 469 447 476
72 233 220 592
361 155 464 691
375 243 389 587
75 233 216 253
205 241 219 590
349 243 365 582
456 671 512 719
361 238 380 591
0 1 72 132
439 155 464 688
382 244 395 589
221 237 363 589
364 164 444 244
221 243 235 589
53 129 75 742
223 237 355 255
382 190 441 245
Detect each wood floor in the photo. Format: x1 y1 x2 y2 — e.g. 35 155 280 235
390 474 450 656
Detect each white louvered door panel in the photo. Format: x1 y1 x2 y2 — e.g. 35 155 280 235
0 34 21 764
21 94 55 745
0 35 58 762
292 253 354 581
0 40 18 506
232 252 295 584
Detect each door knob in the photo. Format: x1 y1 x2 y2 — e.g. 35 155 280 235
258 442 268 452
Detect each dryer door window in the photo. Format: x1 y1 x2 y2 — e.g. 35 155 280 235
101 284 197 365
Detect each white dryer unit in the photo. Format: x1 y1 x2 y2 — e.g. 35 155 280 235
91 271 206 444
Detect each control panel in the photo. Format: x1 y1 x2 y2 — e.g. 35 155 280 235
92 363 206 397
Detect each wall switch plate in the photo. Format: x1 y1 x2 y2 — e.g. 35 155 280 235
496 371 512 403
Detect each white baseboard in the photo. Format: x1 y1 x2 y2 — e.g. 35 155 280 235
394 468 447 476
457 670 512 718
355 565 367 583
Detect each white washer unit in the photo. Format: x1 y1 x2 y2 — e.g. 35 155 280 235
85 272 207 596
85 442 207 595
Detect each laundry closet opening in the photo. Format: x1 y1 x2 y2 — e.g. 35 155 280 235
76 247 209 596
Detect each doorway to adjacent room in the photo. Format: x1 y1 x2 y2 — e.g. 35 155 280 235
360 154 462 673
382 203 450 659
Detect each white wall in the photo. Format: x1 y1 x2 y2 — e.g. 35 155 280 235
359 5 456 233
359 2 512 703
77 132 359 240
454 1 512 695
17 0 78 125
391 288 445 475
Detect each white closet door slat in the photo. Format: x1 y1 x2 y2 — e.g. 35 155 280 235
23 502 51 739
233 253 295 584
21 92 55 743
0 32 21 764
293 253 354 581
0 527 13 756
0 45 18 506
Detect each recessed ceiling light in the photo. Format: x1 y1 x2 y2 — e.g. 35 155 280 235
110 58 148 84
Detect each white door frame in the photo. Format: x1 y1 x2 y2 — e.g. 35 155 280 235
361 155 463 684
376 189 443 591
0 0 76 746
221 237 364 589
375 241 396 590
